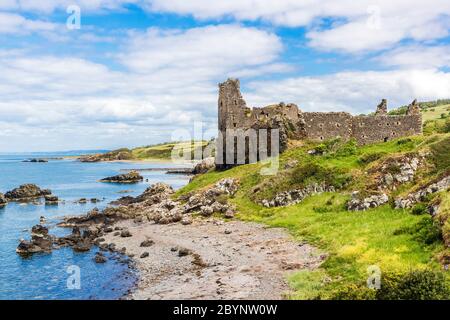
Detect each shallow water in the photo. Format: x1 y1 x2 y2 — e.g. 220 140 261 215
0 153 190 300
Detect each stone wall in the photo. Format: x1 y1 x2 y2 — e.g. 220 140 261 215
216 78 422 169
302 112 353 142
352 114 422 145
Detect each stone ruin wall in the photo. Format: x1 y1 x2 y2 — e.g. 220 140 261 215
216 78 422 168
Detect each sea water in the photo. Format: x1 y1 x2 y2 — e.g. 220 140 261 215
0 153 190 300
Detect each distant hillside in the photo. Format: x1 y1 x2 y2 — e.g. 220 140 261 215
78 141 212 162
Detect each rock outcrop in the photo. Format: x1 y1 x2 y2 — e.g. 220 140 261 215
371 155 422 191
100 170 143 184
0 193 7 206
16 225 54 256
192 157 215 174
395 175 450 209
260 183 336 208
5 184 51 200
44 195 59 204
23 158 48 163
347 192 389 211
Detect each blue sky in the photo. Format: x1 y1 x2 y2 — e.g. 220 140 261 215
0 1 450 152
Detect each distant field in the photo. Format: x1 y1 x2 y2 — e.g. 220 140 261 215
422 104 450 122
131 141 209 160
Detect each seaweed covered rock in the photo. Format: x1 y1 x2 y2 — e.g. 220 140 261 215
5 184 51 200
0 193 7 206
16 224 53 256
100 170 143 184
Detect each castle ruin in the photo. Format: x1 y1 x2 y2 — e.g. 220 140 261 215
216 78 422 169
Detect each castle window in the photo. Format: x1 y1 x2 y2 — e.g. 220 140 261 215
392 132 396 136
396 121 401 125
220 101 223 107
319 136 324 140
319 124 323 128
384 137 389 142
359 123 364 127
234 100 238 105
378 123 382 127
386 123 390 126
336 123 341 128
233 122 237 128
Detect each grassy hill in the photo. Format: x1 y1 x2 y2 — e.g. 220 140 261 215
175 104 450 299
79 140 211 162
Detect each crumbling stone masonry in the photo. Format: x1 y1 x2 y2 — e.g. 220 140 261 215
216 78 422 169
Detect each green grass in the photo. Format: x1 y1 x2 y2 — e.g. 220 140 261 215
131 141 209 160
422 104 450 122
175 132 450 299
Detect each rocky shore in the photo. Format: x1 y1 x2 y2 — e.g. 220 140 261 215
16 178 324 299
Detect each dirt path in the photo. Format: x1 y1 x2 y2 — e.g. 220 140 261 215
103 218 325 300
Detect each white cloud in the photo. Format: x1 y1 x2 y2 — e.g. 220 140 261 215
0 0 139 13
145 0 450 52
0 24 284 151
245 69 450 114
377 45 450 69
0 12 56 33
120 25 283 75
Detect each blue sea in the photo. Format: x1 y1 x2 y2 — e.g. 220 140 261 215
0 153 190 300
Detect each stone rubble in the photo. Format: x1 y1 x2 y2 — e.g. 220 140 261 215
395 175 450 209
260 183 335 208
347 191 389 211
376 156 422 191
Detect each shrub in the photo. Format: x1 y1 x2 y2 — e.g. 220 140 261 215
411 204 427 215
358 152 386 165
376 270 450 300
334 269 450 300
429 136 450 173
331 284 376 300
335 139 357 157
290 163 351 189
412 217 442 245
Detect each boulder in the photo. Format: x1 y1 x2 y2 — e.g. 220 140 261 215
5 184 51 200
192 157 215 174
94 252 107 263
0 193 7 206
44 194 59 204
140 239 154 247
16 224 53 256
100 170 143 184
120 229 132 237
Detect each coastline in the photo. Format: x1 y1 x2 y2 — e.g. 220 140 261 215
102 218 324 300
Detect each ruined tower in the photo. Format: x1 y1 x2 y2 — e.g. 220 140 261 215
375 99 388 115
216 78 423 170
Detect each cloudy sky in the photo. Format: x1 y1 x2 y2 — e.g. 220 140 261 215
1 1 450 152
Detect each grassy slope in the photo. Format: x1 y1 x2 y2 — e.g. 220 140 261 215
175 109 450 299
131 141 208 160
94 141 209 161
